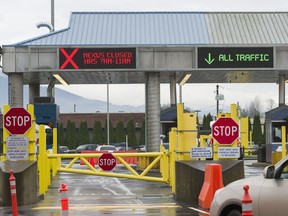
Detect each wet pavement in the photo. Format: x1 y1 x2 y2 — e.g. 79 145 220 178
0 159 265 216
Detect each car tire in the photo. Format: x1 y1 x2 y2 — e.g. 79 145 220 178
226 209 241 216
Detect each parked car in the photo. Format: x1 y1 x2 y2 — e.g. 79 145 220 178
135 145 146 152
210 155 288 216
59 146 69 153
116 146 134 151
96 145 117 153
252 144 259 155
68 144 98 153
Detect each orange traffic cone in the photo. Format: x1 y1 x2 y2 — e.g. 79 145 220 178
242 185 253 216
59 183 69 216
198 164 224 209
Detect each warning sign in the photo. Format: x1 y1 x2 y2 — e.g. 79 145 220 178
6 136 29 161
218 147 240 158
190 147 213 159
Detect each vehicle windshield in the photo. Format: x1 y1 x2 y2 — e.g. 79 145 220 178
77 145 87 150
100 146 116 150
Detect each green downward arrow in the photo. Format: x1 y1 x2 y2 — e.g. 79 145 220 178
205 53 215 65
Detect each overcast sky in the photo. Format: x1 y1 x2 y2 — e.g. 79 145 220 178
1 0 288 115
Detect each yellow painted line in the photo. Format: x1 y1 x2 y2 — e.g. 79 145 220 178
33 204 181 210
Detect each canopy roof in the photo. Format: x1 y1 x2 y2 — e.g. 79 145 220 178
9 12 288 47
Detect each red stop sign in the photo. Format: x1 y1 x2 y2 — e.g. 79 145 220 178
4 108 32 135
98 153 117 171
212 117 239 145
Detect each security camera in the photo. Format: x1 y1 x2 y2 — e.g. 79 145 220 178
160 134 166 140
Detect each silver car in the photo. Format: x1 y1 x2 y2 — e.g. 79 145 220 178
210 155 288 216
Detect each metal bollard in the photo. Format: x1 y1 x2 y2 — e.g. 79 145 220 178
59 183 69 216
242 185 253 216
9 170 18 216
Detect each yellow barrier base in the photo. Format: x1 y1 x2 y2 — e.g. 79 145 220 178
272 152 288 165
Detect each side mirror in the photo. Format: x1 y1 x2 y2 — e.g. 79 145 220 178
263 165 275 179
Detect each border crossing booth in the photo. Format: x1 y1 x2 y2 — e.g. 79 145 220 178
265 105 288 163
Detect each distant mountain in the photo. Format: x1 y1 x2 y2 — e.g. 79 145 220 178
0 73 145 113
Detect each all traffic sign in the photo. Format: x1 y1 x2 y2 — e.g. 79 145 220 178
4 108 32 135
212 117 239 145
98 153 117 171
197 47 274 68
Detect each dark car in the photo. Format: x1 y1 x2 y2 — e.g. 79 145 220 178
68 144 98 153
59 146 69 153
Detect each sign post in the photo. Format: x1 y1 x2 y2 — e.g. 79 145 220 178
98 153 117 171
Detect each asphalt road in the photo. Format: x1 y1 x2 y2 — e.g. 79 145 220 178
0 159 265 216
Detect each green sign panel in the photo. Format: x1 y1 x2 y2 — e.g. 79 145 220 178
197 47 274 68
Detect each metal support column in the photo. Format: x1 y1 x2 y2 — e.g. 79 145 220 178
169 73 177 106
29 84 40 104
279 74 285 106
8 73 23 107
145 72 161 152
47 75 55 103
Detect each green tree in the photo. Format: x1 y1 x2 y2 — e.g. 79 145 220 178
252 114 263 145
261 120 266 144
57 123 65 146
92 121 104 144
114 121 126 143
200 115 207 136
139 120 145 146
126 119 137 148
65 120 78 149
78 121 90 144
205 113 213 135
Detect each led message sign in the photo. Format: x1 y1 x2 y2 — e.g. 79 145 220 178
197 47 273 68
59 48 136 69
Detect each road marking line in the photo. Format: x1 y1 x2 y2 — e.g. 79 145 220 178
33 204 181 210
188 206 210 215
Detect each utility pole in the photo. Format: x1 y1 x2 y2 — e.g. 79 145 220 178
215 85 224 116
216 85 219 115
51 0 55 31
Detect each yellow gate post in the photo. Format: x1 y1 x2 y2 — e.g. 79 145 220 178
46 149 51 191
38 125 47 195
282 125 286 159
27 104 37 161
160 144 169 182
52 128 58 177
240 117 249 156
176 103 198 160
169 127 177 193
2 105 10 161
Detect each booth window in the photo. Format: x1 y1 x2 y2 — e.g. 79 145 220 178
273 126 282 142
272 124 288 143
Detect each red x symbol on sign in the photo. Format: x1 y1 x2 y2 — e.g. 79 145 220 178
60 48 79 69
